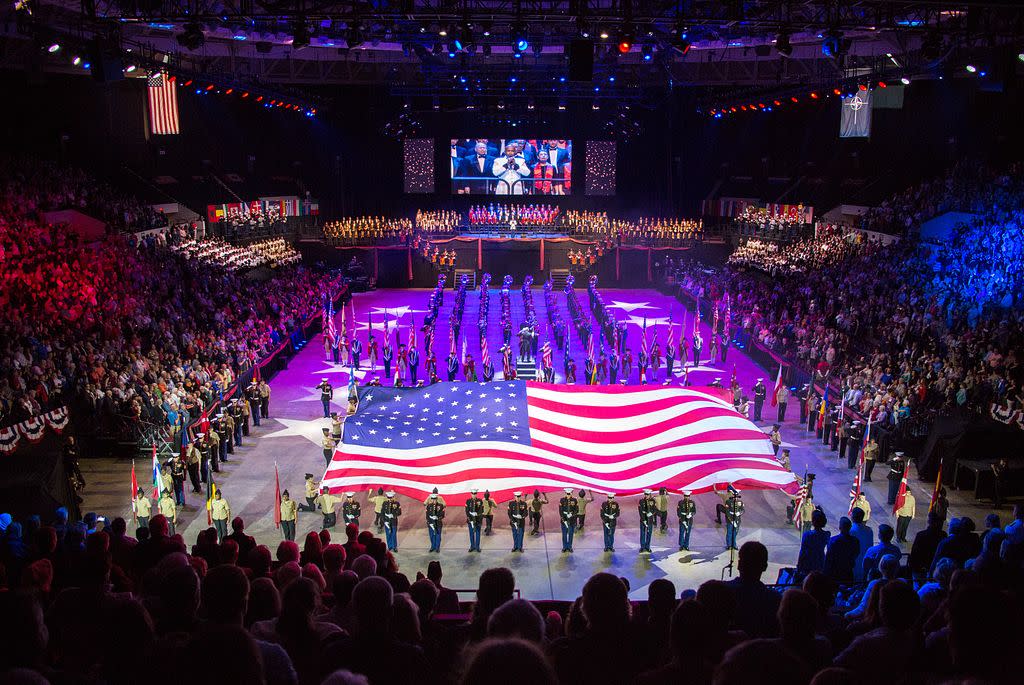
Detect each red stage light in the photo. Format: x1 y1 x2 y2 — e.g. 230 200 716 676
618 41 632 54
790 96 798 103
740 105 748 111
810 91 819 99
758 103 766 108
225 88 233 95
168 75 176 83
730 107 737 112
183 79 192 87
310 108 317 114
270 99 277 105
833 87 841 95
773 99 781 106
878 80 887 88
241 92 249 98
204 84 214 91
858 83 868 91
256 96 264 102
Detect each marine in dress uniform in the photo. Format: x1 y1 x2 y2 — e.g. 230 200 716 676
246 381 262 427
170 457 186 505
723 488 743 550
665 341 675 377
317 378 333 418
887 452 906 505
381 491 401 551
638 489 657 553
425 493 445 552
677 491 696 552
508 492 529 552
465 490 484 552
342 492 360 528
230 400 244 445
280 490 297 541
482 360 495 382
600 493 620 552
752 378 767 421
558 488 579 552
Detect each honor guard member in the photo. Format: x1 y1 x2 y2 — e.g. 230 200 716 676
383 342 394 380
768 424 782 456
206 423 221 472
368 334 379 370
170 456 186 505
600 493 620 552
317 378 334 418
887 452 906 505
321 428 336 467
608 350 620 384
426 350 438 380
665 338 676 377
381 491 401 551
720 331 731 363
482 490 498 535
584 356 596 385
638 489 657 554
508 492 529 552
482 358 495 382
230 400 244 446
279 490 297 541
863 434 880 480
723 487 744 550
185 439 202 493
846 421 864 469
425 492 445 552
240 394 251 436
677 491 696 552
655 487 670 532
368 487 388 532
408 347 420 384
351 336 363 369
446 351 459 381
463 354 477 382
317 486 339 530
465 489 484 552
542 355 555 383
246 381 262 427
692 333 703 366
752 378 767 421
529 490 548 535
558 488 579 553
221 410 235 456
342 492 361 528
158 489 177 536
798 384 811 423
576 489 595 530
259 379 271 419
776 383 790 422
299 474 319 512
134 488 152 530
330 413 343 445
211 489 231 542
565 358 577 384
199 432 216 478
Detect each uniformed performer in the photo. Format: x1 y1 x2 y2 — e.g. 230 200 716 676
797 383 811 423
425 492 445 552
317 486 339 529
279 489 297 541
351 336 363 369
692 333 703 366
887 452 906 505
446 351 459 381
215 414 229 463
170 456 186 505
246 381 262 427
558 488 579 553
408 347 420 385
317 378 333 418
677 491 696 552
608 349 620 384
482 358 495 382
508 491 529 552
381 491 401 551
206 425 220 473
482 490 498 535
383 340 394 380
752 378 767 421
665 339 676 377
240 396 251 436
723 487 743 550
368 487 388 532
465 489 484 552
575 489 595 530
655 487 670 532
321 428 336 467
210 489 231 542
299 473 319 512
185 439 202 493
342 492 361 528
158 489 177 536
230 400 244 446
638 489 657 554
133 487 151 530
222 410 235 455
463 353 477 382
565 358 577 384
600 493 620 552
259 380 271 419
529 489 548 535
368 333 378 371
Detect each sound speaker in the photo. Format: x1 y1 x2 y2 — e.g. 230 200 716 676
568 39 594 82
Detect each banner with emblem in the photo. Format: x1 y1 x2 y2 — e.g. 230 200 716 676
840 90 872 138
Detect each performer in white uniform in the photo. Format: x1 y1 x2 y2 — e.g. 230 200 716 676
492 144 530 195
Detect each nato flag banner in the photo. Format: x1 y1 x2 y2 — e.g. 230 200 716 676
839 89 872 138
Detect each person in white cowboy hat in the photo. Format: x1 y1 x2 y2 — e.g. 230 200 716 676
558 488 579 553
638 489 657 553
508 491 529 552
600 493 620 552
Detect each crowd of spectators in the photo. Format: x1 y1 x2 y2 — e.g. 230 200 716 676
323 217 414 245
415 210 460 234
168 237 300 271
0 162 342 431
0 504 1019 685
727 227 873 276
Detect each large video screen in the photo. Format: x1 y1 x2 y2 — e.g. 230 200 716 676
450 138 573 195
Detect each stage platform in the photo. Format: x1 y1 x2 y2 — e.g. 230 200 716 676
80 286 995 600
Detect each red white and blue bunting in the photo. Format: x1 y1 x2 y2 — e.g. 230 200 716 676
0 407 70 454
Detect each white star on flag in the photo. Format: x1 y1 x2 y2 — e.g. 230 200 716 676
607 300 659 313
262 418 334 447
625 314 670 328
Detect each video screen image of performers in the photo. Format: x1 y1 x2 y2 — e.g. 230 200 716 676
451 138 573 195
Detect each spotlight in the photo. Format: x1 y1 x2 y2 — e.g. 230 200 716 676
900 76 911 85
641 44 653 61
176 21 205 50
599 29 609 39
527 99 535 110
438 26 448 37
47 43 60 53
481 22 492 37
512 24 528 53
809 91 819 99
592 101 600 110
125 64 137 73
877 80 887 88
497 99 505 110
775 32 792 57
790 96 798 102
833 87 841 95
72 55 81 65
858 83 868 91
965 64 976 73
618 40 632 54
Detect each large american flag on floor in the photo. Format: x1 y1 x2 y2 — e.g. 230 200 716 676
147 71 180 135
323 381 799 501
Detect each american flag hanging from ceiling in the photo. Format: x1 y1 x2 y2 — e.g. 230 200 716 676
324 381 800 502
147 71 180 135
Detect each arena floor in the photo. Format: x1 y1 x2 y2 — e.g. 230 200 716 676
80 286 996 600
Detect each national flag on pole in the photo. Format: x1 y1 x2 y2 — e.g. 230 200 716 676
712 303 719 336
541 340 552 371
409 318 417 352
273 463 282 529
694 299 702 334
892 460 911 516
179 414 189 457
147 71 180 135
324 381 800 501
461 335 468 363
151 444 160 499
384 314 392 352
641 317 649 357
792 469 808 530
449 326 456 356
206 481 217 526
323 294 337 346
816 386 828 431
770 365 784 407
929 462 944 513
849 418 870 514
481 335 490 368
130 460 139 520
